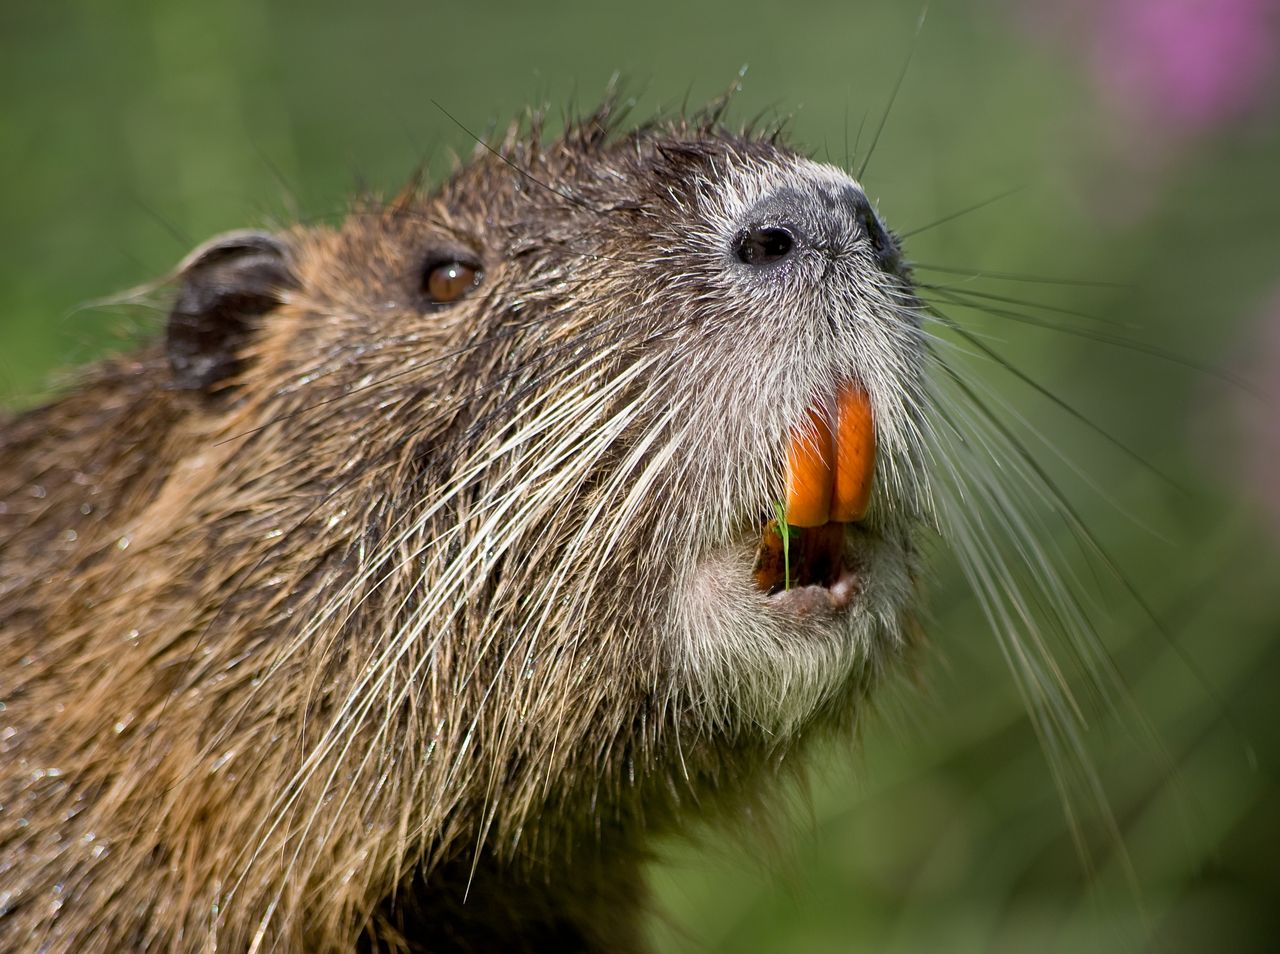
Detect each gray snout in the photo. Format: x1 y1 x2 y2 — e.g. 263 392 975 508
730 183 898 273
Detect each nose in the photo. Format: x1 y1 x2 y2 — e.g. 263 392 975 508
730 182 896 272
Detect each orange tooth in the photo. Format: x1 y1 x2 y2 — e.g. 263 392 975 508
830 383 876 522
785 407 835 528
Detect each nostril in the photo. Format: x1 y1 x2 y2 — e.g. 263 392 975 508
734 225 796 266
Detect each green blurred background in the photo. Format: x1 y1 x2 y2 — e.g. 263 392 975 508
4 1 1279 950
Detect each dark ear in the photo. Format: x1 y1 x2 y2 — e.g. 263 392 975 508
167 230 298 395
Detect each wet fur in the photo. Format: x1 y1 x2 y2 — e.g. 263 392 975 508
0 107 928 950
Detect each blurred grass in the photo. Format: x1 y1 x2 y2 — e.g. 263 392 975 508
3 1 1279 951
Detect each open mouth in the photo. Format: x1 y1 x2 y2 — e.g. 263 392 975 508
752 382 876 606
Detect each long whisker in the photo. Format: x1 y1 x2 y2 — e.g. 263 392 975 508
897 185 1025 239
923 301 1191 495
856 6 927 181
912 260 1128 289
922 283 1259 395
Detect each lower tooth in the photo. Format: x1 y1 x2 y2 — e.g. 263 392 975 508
752 519 788 593
753 520 846 593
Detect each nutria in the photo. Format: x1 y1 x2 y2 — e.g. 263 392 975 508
0 101 934 951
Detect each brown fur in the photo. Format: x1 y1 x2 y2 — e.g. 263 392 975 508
0 105 920 951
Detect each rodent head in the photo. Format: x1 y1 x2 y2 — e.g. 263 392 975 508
0 107 933 945
167 111 929 749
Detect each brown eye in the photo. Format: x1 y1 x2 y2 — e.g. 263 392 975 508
424 260 482 304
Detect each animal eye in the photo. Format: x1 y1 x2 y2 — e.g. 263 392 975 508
423 260 482 304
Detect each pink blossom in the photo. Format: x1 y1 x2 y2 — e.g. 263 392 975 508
1090 0 1279 135
1019 0 1279 143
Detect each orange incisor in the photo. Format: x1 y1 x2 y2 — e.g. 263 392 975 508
784 383 876 528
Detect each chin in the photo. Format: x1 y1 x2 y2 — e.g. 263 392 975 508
670 522 919 738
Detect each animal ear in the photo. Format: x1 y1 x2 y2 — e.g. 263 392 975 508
167 230 298 395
